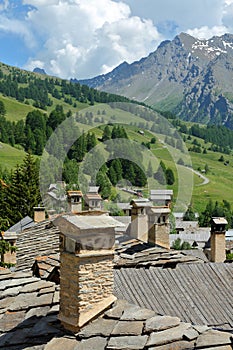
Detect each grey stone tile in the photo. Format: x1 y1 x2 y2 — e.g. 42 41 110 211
144 315 181 332
121 304 155 321
0 310 26 332
146 322 190 347
196 329 232 348
78 318 117 338
107 335 148 349
104 299 129 319
75 336 107 350
111 320 144 336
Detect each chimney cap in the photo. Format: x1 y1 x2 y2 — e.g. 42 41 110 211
211 217 228 225
33 206 45 211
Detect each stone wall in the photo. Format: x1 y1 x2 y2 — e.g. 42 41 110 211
148 223 170 249
130 213 148 242
59 250 114 331
210 233 226 262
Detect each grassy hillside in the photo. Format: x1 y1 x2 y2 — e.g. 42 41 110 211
0 62 233 214
0 143 26 170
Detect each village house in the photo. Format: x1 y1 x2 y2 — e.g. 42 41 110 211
84 186 103 211
0 198 232 349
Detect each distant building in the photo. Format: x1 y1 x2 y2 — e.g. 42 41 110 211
84 186 102 210
150 189 173 207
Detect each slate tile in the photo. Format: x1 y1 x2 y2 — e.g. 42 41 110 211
183 327 199 341
107 335 148 349
9 292 53 311
121 304 155 321
25 306 50 319
75 336 107 350
1 286 21 298
0 296 16 310
29 317 61 337
104 299 129 319
20 281 55 293
78 318 118 338
38 286 56 296
144 315 181 332
111 320 144 336
45 336 77 350
0 277 38 291
53 290 60 304
148 340 195 349
146 323 190 347
196 329 232 348
0 310 26 332
0 328 31 346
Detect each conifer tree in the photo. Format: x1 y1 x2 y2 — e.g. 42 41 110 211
5 153 41 226
147 161 153 177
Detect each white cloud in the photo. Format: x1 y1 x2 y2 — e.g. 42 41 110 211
187 25 228 40
2 0 233 79
0 15 36 48
22 0 162 79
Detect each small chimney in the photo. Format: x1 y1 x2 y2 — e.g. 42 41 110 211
53 214 122 332
210 217 227 262
34 207 46 222
129 199 151 241
147 206 171 249
0 231 17 265
67 190 83 213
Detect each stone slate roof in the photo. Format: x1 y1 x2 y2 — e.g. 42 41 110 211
16 220 60 271
114 240 207 267
114 262 233 331
0 268 62 349
32 254 60 283
1 270 232 350
6 216 35 234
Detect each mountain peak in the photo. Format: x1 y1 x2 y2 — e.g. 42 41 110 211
75 31 233 128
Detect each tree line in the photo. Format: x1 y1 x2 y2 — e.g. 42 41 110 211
0 67 129 110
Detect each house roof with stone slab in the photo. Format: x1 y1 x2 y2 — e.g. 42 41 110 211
0 268 232 350
15 220 60 271
114 262 233 331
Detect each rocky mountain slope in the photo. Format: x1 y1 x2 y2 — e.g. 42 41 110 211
76 33 233 128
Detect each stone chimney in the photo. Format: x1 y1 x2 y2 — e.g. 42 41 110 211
53 214 123 332
67 190 83 213
210 217 227 262
147 207 171 249
129 199 151 241
0 231 17 265
34 207 46 223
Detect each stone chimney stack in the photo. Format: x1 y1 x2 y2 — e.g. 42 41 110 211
130 199 151 242
147 207 171 249
210 217 227 262
33 207 46 223
67 190 83 213
53 214 122 333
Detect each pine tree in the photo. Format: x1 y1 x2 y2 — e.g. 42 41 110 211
102 125 111 142
183 204 196 221
96 171 111 199
154 161 166 185
5 153 41 226
165 168 175 185
147 161 153 177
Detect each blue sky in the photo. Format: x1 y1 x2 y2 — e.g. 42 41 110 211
0 0 233 79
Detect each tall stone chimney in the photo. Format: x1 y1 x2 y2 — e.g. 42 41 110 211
53 214 123 332
34 207 46 223
147 207 171 249
210 217 227 262
130 199 152 241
